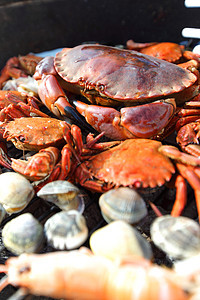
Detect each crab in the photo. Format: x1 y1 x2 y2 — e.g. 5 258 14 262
126 40 200 67
0 54 42 89
33 44 200 140
0 116 70 181
1 117 67 151
3 118 118 184
34 124 200 219
0 90 47 122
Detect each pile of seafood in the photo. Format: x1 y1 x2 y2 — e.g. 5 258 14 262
0 41 199 299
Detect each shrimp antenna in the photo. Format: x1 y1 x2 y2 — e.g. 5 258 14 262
7 287 29 300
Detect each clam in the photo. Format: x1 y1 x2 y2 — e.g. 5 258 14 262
90 220 153 261
0 204 6 224
99 187 147 224
44 210 88 250
2 213 44 255
0 172 35 214
150 215 200 260
37 180 85 213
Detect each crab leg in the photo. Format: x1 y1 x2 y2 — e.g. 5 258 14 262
171 175 188 217
11 147 60 181
176 163 200 221
0 146 12 169
1 102 49 120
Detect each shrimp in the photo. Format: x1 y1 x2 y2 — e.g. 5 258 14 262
0 247 190 300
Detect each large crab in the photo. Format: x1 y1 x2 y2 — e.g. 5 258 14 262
33 44 200 140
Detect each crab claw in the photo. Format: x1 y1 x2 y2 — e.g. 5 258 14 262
11 147 60 181
73 99 176 140
176 121 200 156
36 70 96 133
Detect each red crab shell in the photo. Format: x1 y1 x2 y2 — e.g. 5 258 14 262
54 44 197 106
73 138 175 190
3 117 66 151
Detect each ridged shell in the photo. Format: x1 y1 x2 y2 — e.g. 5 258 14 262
0 204 6 225
90 220 152 261
2 213 44 255
0 172 35 214
44 210 88 250
150 215 200 260
99 187 147 224
37 180 85 213
55 44 196 105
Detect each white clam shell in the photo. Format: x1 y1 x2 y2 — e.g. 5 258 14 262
2 213 44 255
44 210 88 250
0 172 35 214
150 215 200 260
37 180 85 213
99 187 147 224
90 220 152 261
0 204 6 224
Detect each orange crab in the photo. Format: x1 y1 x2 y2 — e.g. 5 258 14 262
0 117 66 172
126 40 200 67
33 44 200 140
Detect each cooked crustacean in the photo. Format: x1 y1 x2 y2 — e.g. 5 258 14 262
126 40 200 66
3 121 120 190
0 247 192 300
2 213 44 255
0 54 42 89
0 90 47 123
44 210 88 250
2 117 67 151
33 44 200 140
99 187 147 224
0 172 35 214
150 215 200 260
37 180 85 212
11 147 60 181
89 220 153 261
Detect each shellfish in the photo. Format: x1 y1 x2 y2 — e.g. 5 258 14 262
150 215 200 260
90 220 153 261
2 213 44 255
44 210 88 250
0 172 35 214
37 180 85 213
99 187 147 224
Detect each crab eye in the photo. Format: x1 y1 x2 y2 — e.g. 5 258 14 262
18 265 31 274
19 136 25 142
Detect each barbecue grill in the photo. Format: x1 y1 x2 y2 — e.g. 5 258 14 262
0 0 199 299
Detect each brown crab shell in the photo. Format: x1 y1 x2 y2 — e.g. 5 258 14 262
3 117 66 151
55 44 197 106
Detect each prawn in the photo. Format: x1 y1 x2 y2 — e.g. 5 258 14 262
0 247 190 300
